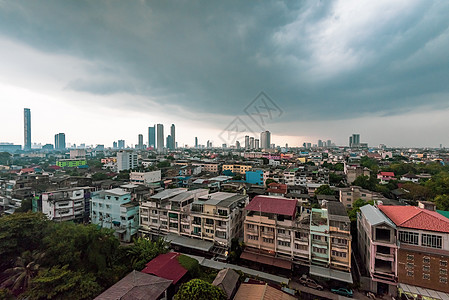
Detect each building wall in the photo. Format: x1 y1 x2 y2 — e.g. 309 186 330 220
397 248 449 293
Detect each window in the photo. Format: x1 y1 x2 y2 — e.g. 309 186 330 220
332 238 348 245
152 219 158 223
441 277 448 283
407 254 414 261
247 235 258 241
423 257 431 264
182 224 189 229
423 274 430 280
312 234 321 241
332 250 347 258
141 217 149 223
407 271 414 277
278 240 291 247
399 231 419 245
423 265 430 272
247 224 255 229
313 247 327 254
441 269 447 275
422 234 442 249
407 263 414 268
295 244 308 251
442 261 448 267
263 238 274 243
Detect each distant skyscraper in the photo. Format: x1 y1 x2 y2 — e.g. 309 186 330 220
195 137 198 148
170 124 175 149
118 140 125 149
350 134 360 147
244 136 249 150
113 141 118 149
255 139 260 149
260 131 271 149
24 108 31 150
138 134 143 149
166 135 174 150
249 137 255 149
236 141 240 149
148 126 156 148
318 140 323 147
327 140 332 147
156 124 164 151
54 133 66 150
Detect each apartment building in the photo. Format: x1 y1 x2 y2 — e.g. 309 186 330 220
358 205 398 295
345 164 370 184
242 195 307 269
242 196 352 282
222 164 252 175
328 201 351 273
41 187 91 222
117 150 138 171
245 169 269 186
139 189 247 253
339 186 384 208
379 205 449 295
90 188 139 242
130 170 161 185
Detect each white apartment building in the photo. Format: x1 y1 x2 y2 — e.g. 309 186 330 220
130 170 161 185
139 189 248 253
42 188 87 222
117 150 138 171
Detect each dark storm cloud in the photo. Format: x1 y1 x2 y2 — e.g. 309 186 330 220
0 0 448 120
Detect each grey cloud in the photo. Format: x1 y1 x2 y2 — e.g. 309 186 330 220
0 0 448 122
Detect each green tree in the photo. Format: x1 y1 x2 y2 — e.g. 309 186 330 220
348 199 374 222
25 265 102 300
434 194 449 211
329 173 344 186
315 185 334 196
1 250 45 294
265 179 276 187
43 223 119 273
174 279 226 300
15 198 33 213
92 172 109 181
127 237 169 270
0 212 49 269
232 174 242 180
352 175 377 191
0 152 12 165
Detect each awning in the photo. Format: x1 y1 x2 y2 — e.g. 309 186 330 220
310 265 353 284
398 283 449 300
240 251 292 270
164 233 214 252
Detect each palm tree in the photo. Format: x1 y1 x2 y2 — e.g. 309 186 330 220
1 250 45 294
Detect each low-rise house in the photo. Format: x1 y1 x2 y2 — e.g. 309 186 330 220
400 173 419 183
212 268 240 300
141 252 188 286
377 172 395 184
94 270 172 300
234 281 296 300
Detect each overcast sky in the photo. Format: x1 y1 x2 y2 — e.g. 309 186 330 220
1 0 449 148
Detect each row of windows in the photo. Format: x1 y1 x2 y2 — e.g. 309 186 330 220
313 247 327 254
331 250 347 258
399 231 443 249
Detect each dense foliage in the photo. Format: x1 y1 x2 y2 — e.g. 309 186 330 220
174 279 227 300
0 213 168 299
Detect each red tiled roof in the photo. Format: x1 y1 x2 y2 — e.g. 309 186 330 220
379 172 395 177
379 205 449 233
245 196 296 217
141 252 187 285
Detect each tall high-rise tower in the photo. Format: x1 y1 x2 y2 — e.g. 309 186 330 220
148 126 155 148
156 124 164 151
54 133 66 150
138 134 143 149
170 124 175 149
24 108 31 150
195 137 198 148
260 131 271 149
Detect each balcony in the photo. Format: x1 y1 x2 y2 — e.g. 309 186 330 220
246 215 275 225
261 231 275 238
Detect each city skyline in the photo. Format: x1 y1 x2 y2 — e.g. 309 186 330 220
1 1 449 147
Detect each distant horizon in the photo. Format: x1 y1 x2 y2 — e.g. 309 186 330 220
1 1 449 148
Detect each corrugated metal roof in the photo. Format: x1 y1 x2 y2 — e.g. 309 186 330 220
360 205 396 228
